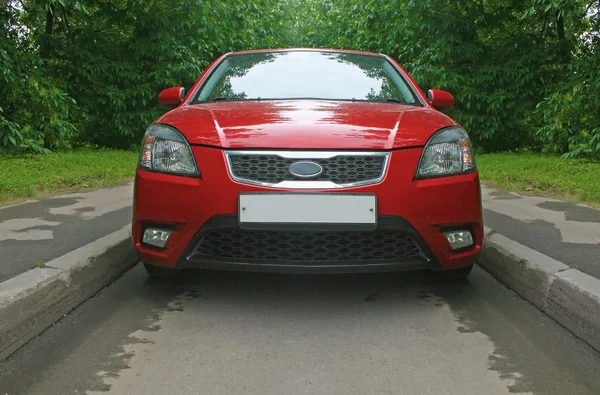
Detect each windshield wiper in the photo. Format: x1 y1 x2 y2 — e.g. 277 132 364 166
199 97 262 103
363 98 423 106
366 98 404 103
205 97 242 102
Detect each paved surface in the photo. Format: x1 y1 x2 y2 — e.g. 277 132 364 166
1 264 599 394
482 183 600 279
2 181 598 284
0 183 133 283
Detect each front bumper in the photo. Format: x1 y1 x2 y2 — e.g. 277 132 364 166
170 215 436 274
133 146 483 273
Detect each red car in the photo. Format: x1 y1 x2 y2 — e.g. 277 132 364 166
133 48 483 280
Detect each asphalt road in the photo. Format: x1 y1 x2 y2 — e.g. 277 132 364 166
481 183 600 279
0 183 133 283
1 264 599 394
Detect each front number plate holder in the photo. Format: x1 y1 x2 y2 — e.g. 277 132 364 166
238 193 377 230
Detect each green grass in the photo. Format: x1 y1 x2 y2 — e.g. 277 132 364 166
0 149 138 204
477 152 600 204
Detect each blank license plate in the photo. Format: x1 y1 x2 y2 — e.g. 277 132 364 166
238 193 377 225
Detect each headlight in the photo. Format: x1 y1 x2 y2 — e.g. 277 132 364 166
139 124 198 176
416 126 476 178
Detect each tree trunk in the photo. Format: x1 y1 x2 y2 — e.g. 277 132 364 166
43 4 55 150
556 10 569 155
45 5 54 35
560 139 569 154
556 10 564 41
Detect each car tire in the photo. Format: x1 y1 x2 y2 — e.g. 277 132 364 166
143 262 182 281
428 264 473 281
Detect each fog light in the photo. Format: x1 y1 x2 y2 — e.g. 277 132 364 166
444 230 473 250
143 228 172 248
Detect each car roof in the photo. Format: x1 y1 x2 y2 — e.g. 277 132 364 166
226 48 385 57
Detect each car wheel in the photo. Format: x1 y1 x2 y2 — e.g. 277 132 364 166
428 264 473 281
143 262 182 281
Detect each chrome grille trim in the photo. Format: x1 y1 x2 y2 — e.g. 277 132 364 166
225 151 390 189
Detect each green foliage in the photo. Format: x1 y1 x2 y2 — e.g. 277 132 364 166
532 1 600 156
0 1 77 153
536 64 600 157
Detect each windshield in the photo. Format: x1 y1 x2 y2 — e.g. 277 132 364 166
193 51 421 105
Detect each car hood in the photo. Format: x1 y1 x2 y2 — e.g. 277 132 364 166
157 100 457 150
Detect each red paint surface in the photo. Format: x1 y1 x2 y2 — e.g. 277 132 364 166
158 100 457 149
428 89 455 110
133 147 482 270
133 49 483 271
158 86 185 106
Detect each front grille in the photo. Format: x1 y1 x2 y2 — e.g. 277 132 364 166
192 230 424 263
227 153 387 185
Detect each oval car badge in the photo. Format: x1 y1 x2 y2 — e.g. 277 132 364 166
289 161 323 178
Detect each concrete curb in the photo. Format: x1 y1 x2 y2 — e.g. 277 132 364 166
0 225 138 360
479 227 600 353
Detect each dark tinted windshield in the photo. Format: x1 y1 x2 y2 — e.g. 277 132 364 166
194 51 421 105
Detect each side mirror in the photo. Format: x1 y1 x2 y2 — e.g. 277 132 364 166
158 86 186 106
427 89 454 110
